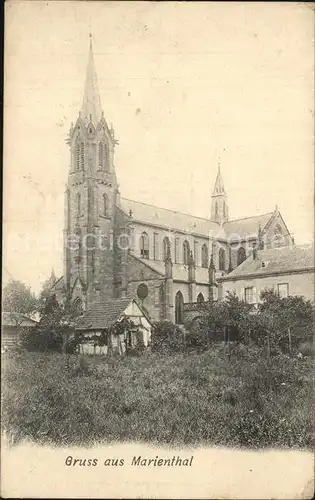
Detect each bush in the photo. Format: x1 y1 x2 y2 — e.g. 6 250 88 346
20 327 63 352
151 321 185 353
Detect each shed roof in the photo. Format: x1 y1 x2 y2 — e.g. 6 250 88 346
2 312 39 327
75 298 150 331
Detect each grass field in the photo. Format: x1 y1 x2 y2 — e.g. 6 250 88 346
1 347 313 449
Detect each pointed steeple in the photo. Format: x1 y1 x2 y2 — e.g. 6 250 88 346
81 33 102 125
210 160 229 224
212 160 226 196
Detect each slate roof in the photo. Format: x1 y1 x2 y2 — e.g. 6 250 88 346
2 312 39 327
76 297 135 330
221 244 314 280
120 197 274 241
223 212 274 239
133 257 209 283
120 198 220 237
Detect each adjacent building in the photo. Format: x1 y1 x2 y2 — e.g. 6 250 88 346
219 244 314 304
1 312 39 349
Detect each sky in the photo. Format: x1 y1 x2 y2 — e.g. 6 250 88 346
3 1 314 294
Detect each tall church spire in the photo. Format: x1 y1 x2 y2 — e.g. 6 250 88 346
210 160 229 224
81 33 102 125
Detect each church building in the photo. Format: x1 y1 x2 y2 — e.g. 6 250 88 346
51 39 294 326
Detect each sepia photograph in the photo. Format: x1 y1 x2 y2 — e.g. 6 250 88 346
2 1 314 498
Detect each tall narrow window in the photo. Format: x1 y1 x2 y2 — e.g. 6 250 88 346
194 241 198 266
103 193 109 216
104 143 109 170
75 142 80 170
201 244 209 268
76 193 81 217
175 291 184 324
237 247 246 266
98 141 109 170
153 233 159 260
80 142 84 169
215 201 218 218
219 248 226 271
163 237 171 261
98 142 104 169
140 232 149 259
183 240 190 265
175 237 180 263
197 292 205 304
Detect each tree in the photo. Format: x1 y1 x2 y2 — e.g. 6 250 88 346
21 294 76 353
2 280 38 326
187 292 253 351
151 320 185 353
255 289 314 355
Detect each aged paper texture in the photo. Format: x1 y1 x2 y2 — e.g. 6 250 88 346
2 1 314 499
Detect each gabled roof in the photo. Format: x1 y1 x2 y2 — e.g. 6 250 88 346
2 312 39 327
120 198 220 237
220 244 314 280
76 297 145 331
223 212 273 239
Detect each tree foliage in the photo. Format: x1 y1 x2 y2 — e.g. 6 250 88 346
21 293 76 353
151 320 185 353
186 289 314 356
2 280 38 325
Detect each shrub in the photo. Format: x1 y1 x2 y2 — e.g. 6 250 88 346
20 327 63 352
151 320 185 353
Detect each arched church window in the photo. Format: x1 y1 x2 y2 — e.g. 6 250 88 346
76 193 81 217
140 232 149 259
237 247 246 266
183 240 190 265
201 244 208 268
80 142 85 169
72 298 83 317
215 201 218 218
175 290 184 324
274 224 282 238
163 237 171 261
197 292 205 304
219 248 226 271
103 193 109 216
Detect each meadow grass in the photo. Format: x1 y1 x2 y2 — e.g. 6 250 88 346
1 347 313 449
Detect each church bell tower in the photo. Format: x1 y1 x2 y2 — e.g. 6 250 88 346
64 35 119 307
